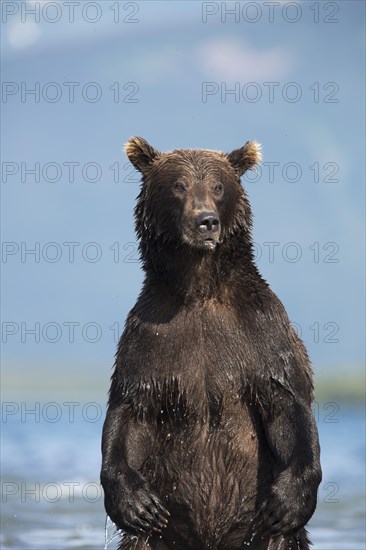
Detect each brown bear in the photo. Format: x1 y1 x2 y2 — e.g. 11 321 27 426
101 138 322 550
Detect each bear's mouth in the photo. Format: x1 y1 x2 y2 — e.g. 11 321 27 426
202 237 218 250
181 229 220 251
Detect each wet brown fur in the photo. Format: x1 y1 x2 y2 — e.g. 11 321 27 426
101 138 321 550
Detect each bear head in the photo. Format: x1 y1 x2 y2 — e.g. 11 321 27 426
125 137 261 258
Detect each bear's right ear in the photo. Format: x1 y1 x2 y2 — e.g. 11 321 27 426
124 137 159 173
226 141 262 176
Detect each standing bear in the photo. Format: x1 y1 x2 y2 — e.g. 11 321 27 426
101 138 321 550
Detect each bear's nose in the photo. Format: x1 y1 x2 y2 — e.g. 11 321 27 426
196 211 220 233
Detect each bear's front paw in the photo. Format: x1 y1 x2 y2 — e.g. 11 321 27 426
102 469 170 536
262 472 317 536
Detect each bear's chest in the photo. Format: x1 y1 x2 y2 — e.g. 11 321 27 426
119 300 258 421
128 299 254 377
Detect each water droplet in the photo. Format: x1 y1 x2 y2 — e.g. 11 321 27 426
104 515 123 550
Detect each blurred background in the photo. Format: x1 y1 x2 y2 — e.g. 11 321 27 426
1 1 365 548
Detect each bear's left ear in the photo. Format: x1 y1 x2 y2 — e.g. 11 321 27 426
124 137 160 173
226 141 262 176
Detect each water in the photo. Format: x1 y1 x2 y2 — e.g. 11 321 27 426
1 402 364 549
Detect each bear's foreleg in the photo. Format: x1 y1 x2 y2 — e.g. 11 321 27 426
260 386 321 537
101 406 170 537
268 528 311 550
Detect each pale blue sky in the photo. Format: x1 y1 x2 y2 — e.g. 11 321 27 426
1 1 365 394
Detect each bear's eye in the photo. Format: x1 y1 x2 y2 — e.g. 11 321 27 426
212 183 223 196
174 181 187 194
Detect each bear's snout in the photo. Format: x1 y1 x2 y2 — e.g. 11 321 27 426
195 211 220 248
196 211 220 233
